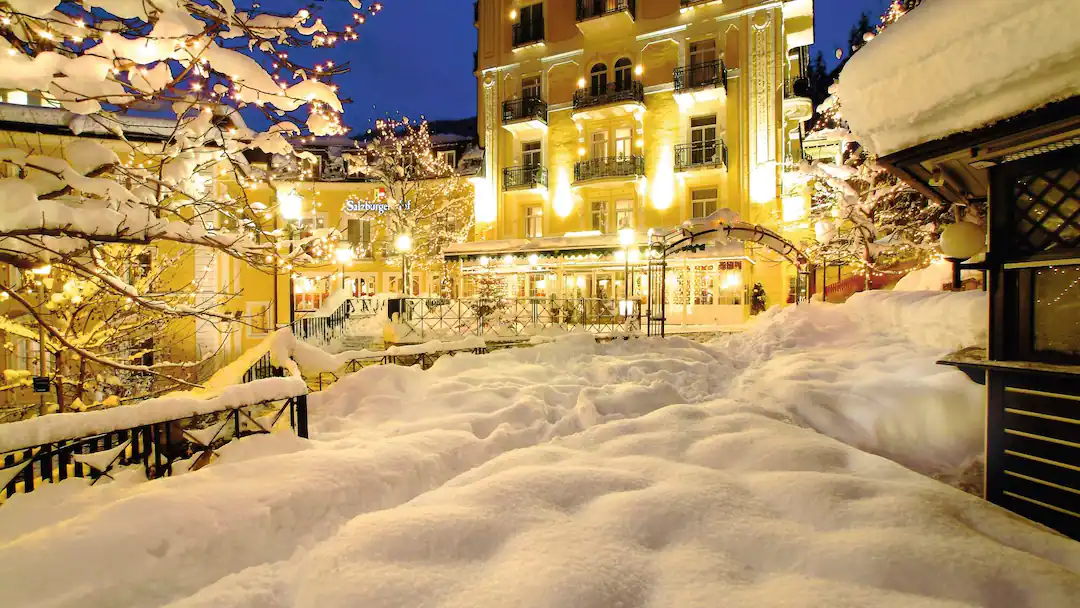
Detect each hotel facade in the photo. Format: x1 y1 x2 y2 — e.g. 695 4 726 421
458 0 817 325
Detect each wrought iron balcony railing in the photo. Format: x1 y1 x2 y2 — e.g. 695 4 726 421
573 81 644 111
673 59 727 93
503 97 548 124
574 155 645 182
504 165 548 190
577 0 636 22
675 140 728 171
512 20 544 47
785 76 811 98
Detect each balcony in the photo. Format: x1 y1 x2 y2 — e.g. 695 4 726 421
576 0 635 36
512 21 544 50
503 165 548 191
673 60 727 105
674 140 728 173
783 76 813 123
572 81 644 120
679 0 722 9
502 97 548 135
574 155 645 185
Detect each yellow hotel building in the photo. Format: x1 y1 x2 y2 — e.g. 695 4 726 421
460 0 816 325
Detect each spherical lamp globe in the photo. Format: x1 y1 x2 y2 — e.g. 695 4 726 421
940 221 984 260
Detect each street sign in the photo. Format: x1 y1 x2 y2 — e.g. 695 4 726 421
32 376 50 393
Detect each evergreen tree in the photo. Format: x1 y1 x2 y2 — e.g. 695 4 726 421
801 0 980 274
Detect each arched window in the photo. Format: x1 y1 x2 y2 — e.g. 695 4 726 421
614 58 633 91
589 63 608 96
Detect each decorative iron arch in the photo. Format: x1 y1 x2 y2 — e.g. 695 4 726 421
644 220 809 336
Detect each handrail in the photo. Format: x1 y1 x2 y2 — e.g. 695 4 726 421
577 0 636 21
574 155 645 182
504 165 548 190
502 97 548 123
673 59 727 93
674 140 728 171
573 81 644 110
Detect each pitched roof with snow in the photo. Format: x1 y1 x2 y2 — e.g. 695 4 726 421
838 0 1080 157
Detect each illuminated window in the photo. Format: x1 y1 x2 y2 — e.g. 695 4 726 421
616 199 633 230
614 128 632 159
691 188 718 218
591 200 608 233
525 205 543 238
5 90 28 105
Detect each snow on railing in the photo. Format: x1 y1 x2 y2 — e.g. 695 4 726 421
290 291 390 345
389 297 642 343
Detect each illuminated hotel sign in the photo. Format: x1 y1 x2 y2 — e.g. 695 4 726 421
345 200 411 214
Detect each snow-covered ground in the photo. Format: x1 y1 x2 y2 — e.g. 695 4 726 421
2 291 1079 608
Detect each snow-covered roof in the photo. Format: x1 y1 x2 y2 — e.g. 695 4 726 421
838 0 1080 157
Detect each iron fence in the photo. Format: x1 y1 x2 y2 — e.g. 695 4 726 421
392 297 642 342
503 97 548 123
673 59 727 93
574 155 645 182
504 165 548 190
1 395 305 500
674 140 728 171
577 0 635 21
292 296 385 344
573 81 644 111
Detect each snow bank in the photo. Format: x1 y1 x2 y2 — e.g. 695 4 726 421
4 292 1075 608
894 260 983 292
839 0 1080 156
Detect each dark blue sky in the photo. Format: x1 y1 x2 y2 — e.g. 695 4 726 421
321 0 893 134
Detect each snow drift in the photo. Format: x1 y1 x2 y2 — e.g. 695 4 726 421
1 291 1076 608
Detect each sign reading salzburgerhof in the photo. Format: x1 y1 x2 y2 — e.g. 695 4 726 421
344 200 411 214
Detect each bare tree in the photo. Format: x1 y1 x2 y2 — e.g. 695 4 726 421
353 117 474 296
0 0 383 395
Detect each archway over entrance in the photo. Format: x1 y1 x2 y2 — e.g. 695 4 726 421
645 218 808 336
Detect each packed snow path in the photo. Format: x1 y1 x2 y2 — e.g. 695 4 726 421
2 292 1079 607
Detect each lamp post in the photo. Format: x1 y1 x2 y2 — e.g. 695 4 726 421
278 189 303 326
394 233 413 295
335 245 354 291
940 221 985 290
31 264 51 415
619 228 635 315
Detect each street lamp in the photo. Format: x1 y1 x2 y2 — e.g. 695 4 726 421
940 221 985 290
31 264 51 415
394 233 412 295
618 228 635 308
278 189 303 326
334 245 354 291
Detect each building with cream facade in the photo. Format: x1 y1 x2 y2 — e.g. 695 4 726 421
460 0 816 324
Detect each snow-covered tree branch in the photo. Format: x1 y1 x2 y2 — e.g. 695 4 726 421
0 0 384 398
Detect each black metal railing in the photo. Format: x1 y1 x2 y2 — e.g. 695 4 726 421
679 0 713 7
1 394 307 501
673 60 727 93
785 76 810 98
503 97 548 124
512 20 544 47
573 81 644 111
574 156 645 182
504 165 548 190
674 140 728 171
577 0 636 22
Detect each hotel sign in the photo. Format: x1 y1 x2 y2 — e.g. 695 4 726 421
345 200 411 214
